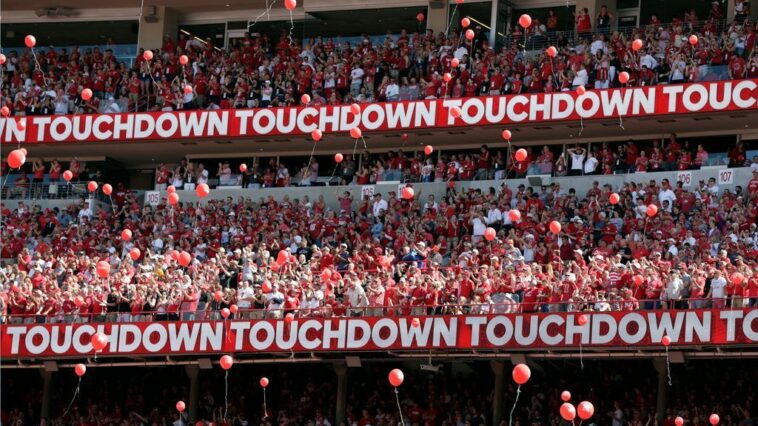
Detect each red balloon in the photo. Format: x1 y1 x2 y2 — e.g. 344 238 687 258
662 335 671 346
350 127 362 139
121 229 133 241
619 71 630 84
675 417 684 426
143 50 154 61
285 312 295 323
176 401 186 412
502 129 512 140
512 363 531 385
102 183 113 195
260 377 269 388
401 187 414 200
91 332 108 351
401 133 408 140
730 272 745 285
546 46 557 57
508 209 521 222
230 304 239 314
7 149 26 169
484 227 496 241
168 192 180 205
560 403 576 421
646 204 658 217
284 0 296 10
634 274 645 286
549 221 562 235
184 85 193 95
301 94 311 104
561 391 571 402
518 14 532 28
276 250 288 264
239 163 247 172
350 103 361 115
75 363 87 377
465 29 475 41
167 185 176 194
196 183 210 199
25 35 36 48
74 296 85 307
461 17 470 28
689 35 698 46
1 106 9 117
0 54 6 65
262 281 272 293
15 119 25 131
179 251 192 267
515 148 527 162
424 145 434 156
709 414 719 425
334 153 344 163
632 38 643 51
451 58 460 68
411 318 420 327
450 106 462 118
576 85 586 95
416 12 425 22
388 368 404 387
129 248 141 261
577 314 588 326
219 355 234 370
221 308 230 319
311 129 323 142
321 269 332 281
577 401 594 420
96 261 110 278
443 72 452 83
609 193 620 205
87 181 98 192
179 55 189 65
81 88 93 101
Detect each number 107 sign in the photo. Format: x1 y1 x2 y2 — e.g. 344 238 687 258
718 169 734 185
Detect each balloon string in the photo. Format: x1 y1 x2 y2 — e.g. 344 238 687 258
394 388 406 426
666 346 672 386
262 388 268 420
224 370 229 420
509 384 521 426
248 0 278 29
618 88 625 130
579 340 584 369
444 4 460 36
61 377 81 418
288 11 294 46
351 137 359 159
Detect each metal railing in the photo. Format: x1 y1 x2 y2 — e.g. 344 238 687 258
0 180 93 200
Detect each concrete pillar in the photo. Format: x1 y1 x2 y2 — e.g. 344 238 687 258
489 0 499 48
491 361 505 426
653 358 668 425
40 369 54 421
186 365 200 423
335 363 348 426
137 6 179 51
427 1 449 35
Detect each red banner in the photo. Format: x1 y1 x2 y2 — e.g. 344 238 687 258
2 80 757 144
2 309 756 358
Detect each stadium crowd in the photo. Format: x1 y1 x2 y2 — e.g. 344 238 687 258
1 360 755 425
2 163 758 323
1 4 757 115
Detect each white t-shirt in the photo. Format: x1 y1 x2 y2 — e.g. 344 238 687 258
584 156 598 173
372 199 388 217
659 189 676 211
237 286 255 308
710 277 727 298
570 151 586 170
471 217 486 236
350 68 365 84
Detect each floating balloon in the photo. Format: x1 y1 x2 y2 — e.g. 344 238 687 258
7 149 26 169
285 312 295 323
634 274 645 286
16 119 25 131
675 417 684 426
261 281 272 293
730 272 745 285
221 308 230 319
646 204 658 217
709 414 719 425
518 14 532 28
176 401 186 412
0 54 5 65
260 377 269 388
91 332 108 351
515 148 527 162
284 0 296 10
168 192 180 205
87 181 98 192
334 153 344 163
81 88 93 101
619 71 630 84
179 251 192 267
512 363 531 384
401 133 408 140
424 145 434 156
632 38 643 51
546 46 557 57
689 35 698 46
179 55 189 65
461 17 470 28
577 401 595 420
577 314 588 326
321 269 332 281
184 85 193 95
401 187 414 200
662 335 671 346
609 193 620 205
96 261 110 278
350 127 362 139
451 58 460 68
230 304 238 314
349 103 361 115
443 72 452 83
312 129 323 141
465 29 475 41
450 106 462 118
25 35 36 48
388 369 404 387
143 50 154 61
75 363 87 377
102 183 113 195
301 94 311 104
508 209 521 222
502 129 512 141
576 85 586 95
416 12 425 22
167 185 176 194
549 221 562 234
484 227 496 241
121 229 132 241
411 318 420 327
196 183 210 199
219 355 234 370
1 106 9 117
239 163 247 173
561 391 571 402
129 248 141 261
560 403 577 421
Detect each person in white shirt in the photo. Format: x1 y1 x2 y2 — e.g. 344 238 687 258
346 279 368 316
371 193 388 218
236 280 255 318
423 195 439 212
386 79 400 101
571 64 589 88
486 204 503 226
350 64 365 97
590 36 607 56
196 164 209 185
658 180 677 211
266 284 285 319
469 211 487 241
567 146 586 176
640 52 658 70
583 151 599 175
706 270 728 308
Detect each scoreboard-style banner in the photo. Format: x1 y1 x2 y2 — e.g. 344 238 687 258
2 309 756 358
2 79 757 144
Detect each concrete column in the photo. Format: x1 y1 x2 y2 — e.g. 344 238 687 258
185 365 200 423
335 363 348 426
491 361 505 426
40 369 54 421
427 1 449 35
137 6 179 51
489 0 499 48
653 358 668 425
